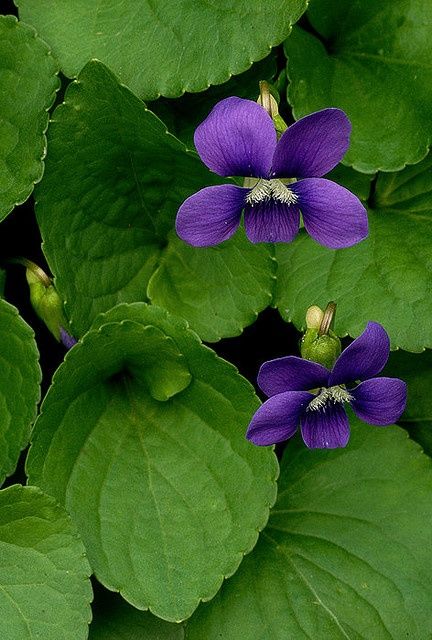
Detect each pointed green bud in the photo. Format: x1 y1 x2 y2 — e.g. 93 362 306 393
300 302 341 370
257 80 288 137
26 265 68 341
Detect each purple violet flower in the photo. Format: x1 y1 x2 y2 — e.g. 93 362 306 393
246 322 407 449
176 97 368 248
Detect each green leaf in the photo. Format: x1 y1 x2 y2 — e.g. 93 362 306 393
0 484 92 640
284 0 432 172
387 349 432 455
184 421 432 638
0 299 41 484
148 229 275 342
90 592 183 640
275 153 432 351
0 15 59 219
16 0 306 100
36 60 275 342
149 54 277 148
26 303 278 622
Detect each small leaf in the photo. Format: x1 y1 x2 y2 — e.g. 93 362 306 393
275 153 432 351
185 420 432 638
0 484 92 640
17 0 306 99
0 299 41 484
36 61 275 342
26 303 278 622
0 15 59 219
284 0 432 172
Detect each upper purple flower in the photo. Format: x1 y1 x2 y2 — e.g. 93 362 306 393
176 97 368 248
246 322 407 449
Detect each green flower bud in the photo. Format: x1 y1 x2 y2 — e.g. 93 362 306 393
300 302 341 370
257 80 288 136
26 265 68 341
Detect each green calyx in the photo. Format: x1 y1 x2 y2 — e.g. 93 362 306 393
25 263 69 341
300 303 341 370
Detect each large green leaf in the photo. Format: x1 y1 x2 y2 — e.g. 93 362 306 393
26 303 278 622
284 0 432 172
387 349 432 455
184 420 432 638
0 299 41 485
0 484 92 639
275 154 432 351
0 15 59 219
17 0 306 100
90 592 183 640
150 54 277 148
36 60 274 342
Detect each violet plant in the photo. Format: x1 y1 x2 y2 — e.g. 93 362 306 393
0 0 431 638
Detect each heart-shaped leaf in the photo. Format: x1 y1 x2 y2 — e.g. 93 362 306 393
284 0 432 172
26 303 277 622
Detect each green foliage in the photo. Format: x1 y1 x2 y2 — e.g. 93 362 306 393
275 154 432 351
0 485 92 639
36 61 275 342
0 15 59 220
0 299 40 484
16 0 306 99
26 303 278 622
284 0 432 172
185 421 432 638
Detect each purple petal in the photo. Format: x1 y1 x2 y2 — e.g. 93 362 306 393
60 327 77 349
291 178 368 248
350 377 407 426
301 403 350 449
271 108 351 178
175 184 246 247
194 97 276 178
246 391 313 446
244 201 300 243
329 322 390 386
258 356 329 396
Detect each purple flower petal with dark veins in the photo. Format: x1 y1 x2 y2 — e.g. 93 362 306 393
271 108 351 179
194 97 276 178
246 391 313 445
176 184 247 247
350 377 407 425
301 403 350 449
244 200 300 243
329 322 390 386
291 178 368 249
258 356 329 396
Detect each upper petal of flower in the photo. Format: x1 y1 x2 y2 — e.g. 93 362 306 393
258 356 329 396
271 108 351 178
175 184 246 247
329 322 390 386
246 390 313 445
244 200 300 243
350 377 407 425
301 403 350 449
194 97 277 178
291 178 368 249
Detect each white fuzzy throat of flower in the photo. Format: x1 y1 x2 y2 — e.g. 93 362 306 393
307 386 354 412
245 179 298 206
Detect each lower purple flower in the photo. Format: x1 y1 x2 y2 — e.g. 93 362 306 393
246 322 407 449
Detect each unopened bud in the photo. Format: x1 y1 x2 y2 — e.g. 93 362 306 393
26 264 70 343
300 302 341 369
257 80 288 136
